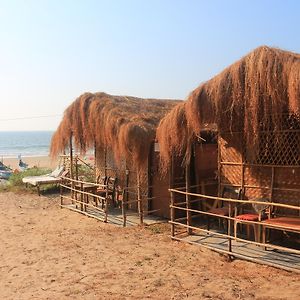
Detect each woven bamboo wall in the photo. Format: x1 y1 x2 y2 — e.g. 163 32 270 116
219 122 300 216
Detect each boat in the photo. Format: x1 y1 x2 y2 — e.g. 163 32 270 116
0 161 13 179
18 159 28 171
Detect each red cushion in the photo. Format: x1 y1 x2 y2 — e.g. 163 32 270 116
263 217 300 230
236 213 259 221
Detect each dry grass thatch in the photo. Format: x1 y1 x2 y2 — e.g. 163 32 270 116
156 103 191 171
50 92 180 169
157 46 300 168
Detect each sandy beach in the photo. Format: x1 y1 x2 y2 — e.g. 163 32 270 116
0 191 299 299
2 156 57 170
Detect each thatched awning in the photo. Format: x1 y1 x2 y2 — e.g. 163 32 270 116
50 92 181 168
157 46 300 168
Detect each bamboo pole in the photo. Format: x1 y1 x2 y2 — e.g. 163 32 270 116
75 156 79 180
125 169 129 210
60 181 63 207
94 141 97 179
80 182 84 211
121 190 127 227
104 147 107 177
69 134 75 201
228 202 232 255
69 135 74 179
104 188 108 223
137 172 144 225
220 161 300 168
170 190 175 237
170 155 175 237
185 161 192 234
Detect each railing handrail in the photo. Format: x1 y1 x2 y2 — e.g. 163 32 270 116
169 188 300 211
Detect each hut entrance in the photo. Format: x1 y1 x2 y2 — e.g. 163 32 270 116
149 143 172 219
193 132 218 210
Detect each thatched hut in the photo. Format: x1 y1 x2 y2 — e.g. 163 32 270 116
51 92 181 218
158 45 300 218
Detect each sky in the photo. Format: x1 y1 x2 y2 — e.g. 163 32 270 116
0 0 299 131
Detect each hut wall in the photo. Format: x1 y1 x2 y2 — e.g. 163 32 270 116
219 126 300 216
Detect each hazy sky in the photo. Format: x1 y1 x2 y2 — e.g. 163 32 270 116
0 0 299 131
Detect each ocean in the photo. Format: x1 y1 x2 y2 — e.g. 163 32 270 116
0 131 54 158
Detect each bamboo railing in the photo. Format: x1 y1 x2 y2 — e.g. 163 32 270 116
169 187 300 272
60 177 159 227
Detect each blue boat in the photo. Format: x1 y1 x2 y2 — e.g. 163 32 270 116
0 162 13 179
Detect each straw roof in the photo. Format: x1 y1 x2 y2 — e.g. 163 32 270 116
157 46 300 168
51 92 181 168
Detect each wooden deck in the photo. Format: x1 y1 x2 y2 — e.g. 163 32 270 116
61 203 166 227
173 230 300 273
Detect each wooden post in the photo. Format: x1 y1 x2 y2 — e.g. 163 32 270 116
104 147 107 177
75 156 79 180
60 180 63 207
228 202 232 254
217 134 221 197
104 188 109 223
186 157 192 235
80 182 84 211
94 141 97 180
125 168 129 209
69 135 74 179
122 190 127 227
169 154 175 236
170 190 175 237
137 172 144 225
69 135 75 202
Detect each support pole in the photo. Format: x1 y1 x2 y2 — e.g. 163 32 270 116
80 182 84 211
94 141 97 180
104 188 108 223
228 202 232 256
186 161 192 235
170 190 175 237
60 180 63 207
125 169 129 209
75 156 79 180
137 172 144 225
69 135 74 179
122 190 127 227
170 154 175 237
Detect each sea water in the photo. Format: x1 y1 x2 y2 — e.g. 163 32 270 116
0 131 53 158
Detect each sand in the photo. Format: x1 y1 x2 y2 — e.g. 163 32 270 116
2 156 57 170
0 192 299 299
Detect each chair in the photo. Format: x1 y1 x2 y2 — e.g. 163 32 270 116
94 176 108 207
207 186 243 231
96 177 118 208
234 198 270 242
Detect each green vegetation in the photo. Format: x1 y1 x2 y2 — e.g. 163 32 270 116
76 164 95 182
